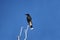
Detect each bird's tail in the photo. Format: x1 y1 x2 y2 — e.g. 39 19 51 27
30 28 34 30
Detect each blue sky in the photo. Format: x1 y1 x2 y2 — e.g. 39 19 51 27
0 0 60 40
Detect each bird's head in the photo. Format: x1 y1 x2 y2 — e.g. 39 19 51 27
25 14 30 16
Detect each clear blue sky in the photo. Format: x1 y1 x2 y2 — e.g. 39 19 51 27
0 0 60 40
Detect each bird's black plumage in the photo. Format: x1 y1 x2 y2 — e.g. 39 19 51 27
25 14 32 28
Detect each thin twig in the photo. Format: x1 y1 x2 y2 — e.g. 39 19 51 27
24 25 29 40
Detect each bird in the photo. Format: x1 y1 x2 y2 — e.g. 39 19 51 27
25 13 33 29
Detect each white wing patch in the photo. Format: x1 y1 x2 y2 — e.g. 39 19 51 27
30 21 32 26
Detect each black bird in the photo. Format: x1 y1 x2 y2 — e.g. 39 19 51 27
25 14 33 28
